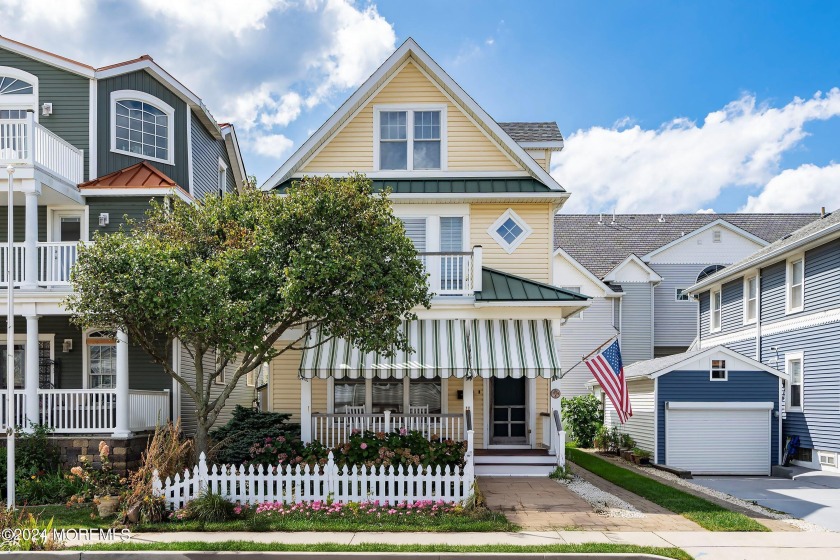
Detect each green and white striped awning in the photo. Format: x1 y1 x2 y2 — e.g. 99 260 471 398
298 319 560 379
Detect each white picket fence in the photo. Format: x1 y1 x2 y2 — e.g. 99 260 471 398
153 432 475 510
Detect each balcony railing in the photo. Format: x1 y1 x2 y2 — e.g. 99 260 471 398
0 389 170 434
0 241 79 287
311 412 464 448
0 117 84 185
419 246 482 297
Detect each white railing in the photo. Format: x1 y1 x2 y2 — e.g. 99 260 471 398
34 123 84 185
553 410 566 468
0 117 84 186
129 389 170 431
0 243 26 286
37 242 78 286
0 388 169 434
312 412 464 448
154 431 475 510
419 246 482 297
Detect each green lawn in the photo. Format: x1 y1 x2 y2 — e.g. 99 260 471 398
566 447 768 532
22 505 112 530
74 541 691 559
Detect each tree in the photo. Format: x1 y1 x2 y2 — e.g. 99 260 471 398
67 175 431 453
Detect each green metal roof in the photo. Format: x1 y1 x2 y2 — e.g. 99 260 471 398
475 268 590 302
274 177 554 194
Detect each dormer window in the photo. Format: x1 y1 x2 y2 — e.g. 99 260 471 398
111 90 175 165
375 106 445 171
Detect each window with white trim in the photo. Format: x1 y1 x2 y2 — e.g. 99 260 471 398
0 76 34 95
712 230 722 243
111 90 174 164
710 359 727 381
376 108 443 170
744 275 758 323
488 209 532 253
217 158 228 197
786 353 803 410
787 258 804 313
87 332 117 389
675 288 690 302
333 378 443 415
710 289 722 332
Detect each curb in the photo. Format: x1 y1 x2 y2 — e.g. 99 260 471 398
5 554 678 560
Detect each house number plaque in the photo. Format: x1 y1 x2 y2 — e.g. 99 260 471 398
550 388 561 399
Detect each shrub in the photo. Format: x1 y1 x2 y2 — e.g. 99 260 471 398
593 425 610 452
16 472 89 506
632 447 651 460
17 425 61 477
620 432 635 450
210 406 300 464
180 490 236 523
560 394 603 447
66 441 126 500
548 465 572 480
0 507 61 551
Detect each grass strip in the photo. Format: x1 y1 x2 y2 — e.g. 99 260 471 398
566 447 768 532
74 541 691 559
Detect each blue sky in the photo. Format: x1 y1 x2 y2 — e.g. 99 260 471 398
2 0 839 213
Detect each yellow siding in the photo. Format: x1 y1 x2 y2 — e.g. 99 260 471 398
301 61 521 173
470 203 553 282
535 377 550 447
269 349 302 422
445 378 484 449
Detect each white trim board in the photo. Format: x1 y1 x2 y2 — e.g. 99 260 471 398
643 219 769 261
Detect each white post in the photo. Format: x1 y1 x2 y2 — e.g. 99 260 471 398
22 190 38 289
113 329 131 438
383 409 391 433
6 164 16 509
463 377 474 427
300 379 312 443
549 377 562 455
472 245 483 293
23 315 39 431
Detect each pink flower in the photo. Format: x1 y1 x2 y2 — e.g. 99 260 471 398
360 443 368 450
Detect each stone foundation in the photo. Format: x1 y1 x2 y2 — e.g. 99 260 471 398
1 433 151 474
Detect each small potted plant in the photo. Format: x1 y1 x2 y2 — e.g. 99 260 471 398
632 447 651 465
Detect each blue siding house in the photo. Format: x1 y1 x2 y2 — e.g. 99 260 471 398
688 209 840 472
592 346 786 475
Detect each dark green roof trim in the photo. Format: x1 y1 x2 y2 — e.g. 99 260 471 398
274 177 554 194
475 267 590 302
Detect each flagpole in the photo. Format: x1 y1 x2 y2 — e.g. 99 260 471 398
6 164 15 510
563 333 620 375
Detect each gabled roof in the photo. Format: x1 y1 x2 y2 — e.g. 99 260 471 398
619 346 789 382
475 267 590 303
689 209 840 293
261 38 566 192
554 213 820 279
553 247 623 297
602 254 662 284
498 122 564 149
642 219 769 261
79 162 191 201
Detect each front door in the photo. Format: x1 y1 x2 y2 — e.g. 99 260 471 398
51 212 82 283
490 377 528 445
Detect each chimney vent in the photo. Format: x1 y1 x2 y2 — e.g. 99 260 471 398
821 206 826 218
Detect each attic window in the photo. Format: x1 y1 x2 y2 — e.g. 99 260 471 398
111 90 175 165
0 77 34 95
488 209 532 253
713 230 722 243
710 359 727 381
376 107 444 171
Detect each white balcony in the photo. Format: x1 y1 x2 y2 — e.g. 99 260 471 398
0 241 79 288
0 388 170 434
419 246 482 297
0 117 84 186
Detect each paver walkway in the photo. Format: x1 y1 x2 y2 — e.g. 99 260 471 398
479 476 701 531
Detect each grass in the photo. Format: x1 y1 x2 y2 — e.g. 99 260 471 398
22 504 112 529
566 447 768 532
74 541 692 559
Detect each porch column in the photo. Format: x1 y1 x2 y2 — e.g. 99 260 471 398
24 315 39 430
300 379 312 443
23 189 39 289
113 329 131 438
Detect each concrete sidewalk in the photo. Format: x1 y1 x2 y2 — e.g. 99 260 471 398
63 530 840 559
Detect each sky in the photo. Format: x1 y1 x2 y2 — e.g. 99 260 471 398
2 0 839 214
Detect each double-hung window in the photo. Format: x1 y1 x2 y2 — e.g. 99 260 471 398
786 352 804 410
676 288 690 302
744 275 758 323
787 258 804 313
87 332 117 389
710 289 722 332
377 108 443 170
333 378 443 415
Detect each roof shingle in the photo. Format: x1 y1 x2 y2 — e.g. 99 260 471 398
498 122 563 144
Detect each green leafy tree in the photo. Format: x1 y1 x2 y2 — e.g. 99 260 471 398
560 394 603 448
67 175 431 453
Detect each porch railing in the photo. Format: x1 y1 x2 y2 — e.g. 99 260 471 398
419 246 482 297
311 412 464 448
0 388 170 434
0 242 79 287
0 117 84 185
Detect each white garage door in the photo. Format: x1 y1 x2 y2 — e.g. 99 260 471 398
666 402 772 475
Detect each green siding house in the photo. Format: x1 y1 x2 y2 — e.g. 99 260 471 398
0 35 251 447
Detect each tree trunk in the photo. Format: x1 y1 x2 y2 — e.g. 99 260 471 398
194 418 210 457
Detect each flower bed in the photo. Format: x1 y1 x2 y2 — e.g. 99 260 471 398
237 499 460 519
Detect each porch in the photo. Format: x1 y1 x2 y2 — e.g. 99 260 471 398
0 241 78 287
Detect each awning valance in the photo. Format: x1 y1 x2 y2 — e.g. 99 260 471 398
298 319 560 379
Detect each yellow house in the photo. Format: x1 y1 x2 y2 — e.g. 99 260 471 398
260 38 589 475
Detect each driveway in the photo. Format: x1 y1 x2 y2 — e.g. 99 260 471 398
692 468 840 531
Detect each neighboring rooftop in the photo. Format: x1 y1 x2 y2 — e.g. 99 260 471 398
690 209 840 291
476 267 589 302
498 122 564 145
554 213 821 279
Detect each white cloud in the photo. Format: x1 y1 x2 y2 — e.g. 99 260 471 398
250 133 295 159
0 0 91 27
742 163 840 212
138 0 285 37
696 208 716 214
260 92 304 128
552 89 840 213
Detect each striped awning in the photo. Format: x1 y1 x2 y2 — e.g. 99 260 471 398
299 320 470 379
298 319 561 379
469 319 561 379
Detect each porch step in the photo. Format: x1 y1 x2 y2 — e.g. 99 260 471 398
474 452 557 477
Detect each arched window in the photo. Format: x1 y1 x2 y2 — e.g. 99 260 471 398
697 264 726 283
111 90 174 164
0 76 34 95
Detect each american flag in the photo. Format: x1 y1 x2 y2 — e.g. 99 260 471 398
585 340 632 424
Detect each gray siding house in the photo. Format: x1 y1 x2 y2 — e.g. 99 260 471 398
553 213 817 398
688 209 840 472
0 36 250 446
